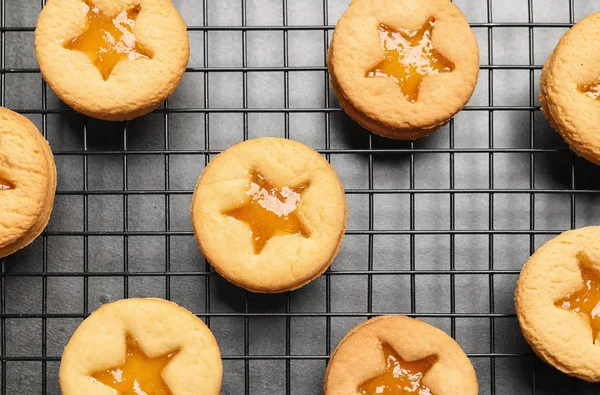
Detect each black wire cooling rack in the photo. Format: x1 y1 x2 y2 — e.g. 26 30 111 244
2 0 600 394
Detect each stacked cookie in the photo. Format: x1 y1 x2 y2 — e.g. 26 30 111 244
191 138 348 293
60 298 222 395
0 108 56 258
324 316 478 395
540 12 600 165
328 0 479 139
516 228 600 382
35 0 189 121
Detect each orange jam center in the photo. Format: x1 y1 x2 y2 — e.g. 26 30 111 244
91 336 177 395
366 18 454 103
0 179 14 190
357 343 438 395
65 1 151 80
555 264 600 341
223 169 310 254
579 79 600 100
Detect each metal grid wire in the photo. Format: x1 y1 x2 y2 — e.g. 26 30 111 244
2 0 600 393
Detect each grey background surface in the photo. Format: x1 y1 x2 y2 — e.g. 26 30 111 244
2 0 600 393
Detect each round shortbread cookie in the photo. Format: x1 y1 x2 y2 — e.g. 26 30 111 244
540 12 600 165
191 137 348 293
0 107 56 259
328 0 479 139
516 227 600 381
324 315 478 395
35 0 190 121
59 298 223 394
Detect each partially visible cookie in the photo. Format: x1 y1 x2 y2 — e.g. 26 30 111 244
0 107 56 259
191 137 348 293
324 315 478 395
516 227 600 382
35 0 190 121
328 0 479 140
59 298 223 395
540 12 600 165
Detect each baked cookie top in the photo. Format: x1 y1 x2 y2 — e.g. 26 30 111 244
324 315 478 395
191 138 348 293
35 0 189 120
0 108 56 258
540 12 600 165
59 298 222 395
328 0 479 132
516 227 600 381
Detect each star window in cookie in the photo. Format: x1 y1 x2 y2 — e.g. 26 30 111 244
579 78 600 100
555 250 600 341
366 18 454 103
65 1 152 80
90 335 178 395
223 169 310 254
357 342 438 395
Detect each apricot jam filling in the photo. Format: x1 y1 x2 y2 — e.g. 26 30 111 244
556 260 600 341
357 343 438 395
91 335 178 395
223 169 310 254
366 18 454 103
0 179 14 190
65 1 152 80
579 79 600 100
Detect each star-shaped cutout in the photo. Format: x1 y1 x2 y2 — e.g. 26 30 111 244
65 1 152 80
555 249 600 342
357 342 438 395
579 78 600 100
0 178 13 190
223 168 310 254
366 18 454 103
90 334 178 395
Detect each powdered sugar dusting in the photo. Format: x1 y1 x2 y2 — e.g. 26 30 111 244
109 368 123 383
247 183 301 217
133 379 149 395
112 10 138 54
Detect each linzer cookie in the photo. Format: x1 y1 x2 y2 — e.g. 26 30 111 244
516 227 600 381
327 0 479 139
35 0 189 121
540 12 600 165
324 315 478 395
191 138 348 293
0 107 56 259
59 298 223 394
